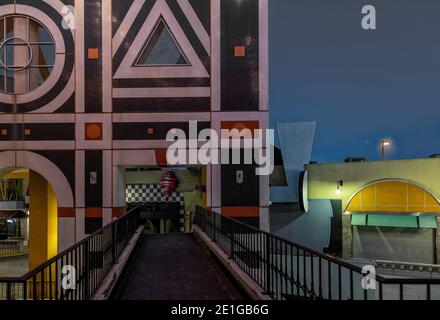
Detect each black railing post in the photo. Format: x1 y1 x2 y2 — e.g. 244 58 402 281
84 240 90 300
265 233 271 295
229 220 234 259
229 234 234 260
212 213 217 243
111 222 116 264
6 282 11 300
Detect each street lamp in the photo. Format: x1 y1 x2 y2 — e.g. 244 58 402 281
381 139 391 160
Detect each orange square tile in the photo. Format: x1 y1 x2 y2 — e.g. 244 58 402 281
1 129 7 136
24 128 31 136
234 45 246 57
88 48 99 60
147 128 154 135
85 122 103 140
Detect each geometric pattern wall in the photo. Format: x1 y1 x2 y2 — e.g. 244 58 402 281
0 0 269 249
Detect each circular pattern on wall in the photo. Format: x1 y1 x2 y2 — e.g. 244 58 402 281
0 17 55 94
0 3 74 113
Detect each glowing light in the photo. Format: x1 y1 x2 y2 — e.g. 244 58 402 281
335 180 344 194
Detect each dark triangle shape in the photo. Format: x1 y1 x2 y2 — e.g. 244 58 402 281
136 19 189 66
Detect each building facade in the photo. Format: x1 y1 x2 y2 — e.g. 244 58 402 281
0 0 269 267
271 157 440 265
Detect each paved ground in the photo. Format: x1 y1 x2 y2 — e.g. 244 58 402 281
377 268 440 279
0 255 28 277
112 233 246 300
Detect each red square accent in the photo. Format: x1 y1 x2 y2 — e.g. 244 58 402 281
85 123 103 140
88 48 99 60
234 46 246 57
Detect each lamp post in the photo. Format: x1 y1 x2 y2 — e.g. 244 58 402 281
381 139 391 161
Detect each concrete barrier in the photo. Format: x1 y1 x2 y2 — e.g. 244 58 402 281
92 226 144 300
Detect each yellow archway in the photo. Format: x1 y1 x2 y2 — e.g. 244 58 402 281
0 168 58 272
345 180 440 213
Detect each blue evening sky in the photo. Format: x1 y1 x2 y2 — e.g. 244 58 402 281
269 0 440 162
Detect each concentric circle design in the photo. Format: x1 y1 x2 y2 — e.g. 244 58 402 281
0 3 74 113
0 15 56 95
0 37 34 72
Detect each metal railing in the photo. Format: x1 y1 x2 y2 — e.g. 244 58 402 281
194 206 440 300
0 206 142 300
0 240 24 256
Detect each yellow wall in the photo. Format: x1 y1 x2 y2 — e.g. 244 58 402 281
2 169 29 180
347 180 440 213
306 158 440 257
306 158 440 211
28 170 58 271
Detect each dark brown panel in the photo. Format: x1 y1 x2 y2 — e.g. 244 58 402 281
84 0 102 113
113 121 210 140
113 97 211 113
221 0 259 111
85 151 103 208
24 123 74 141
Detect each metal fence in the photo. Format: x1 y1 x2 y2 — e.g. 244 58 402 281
0 240 24 256
0 206 142 300
194 206 440 300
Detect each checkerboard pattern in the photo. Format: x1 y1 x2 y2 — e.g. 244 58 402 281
126 184 185 232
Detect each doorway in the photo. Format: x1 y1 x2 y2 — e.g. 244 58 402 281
0 168 58 276
125 166 206 234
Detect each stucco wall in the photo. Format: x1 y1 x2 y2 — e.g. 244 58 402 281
270 200 333 253
305 158 440 211
305 158 440 259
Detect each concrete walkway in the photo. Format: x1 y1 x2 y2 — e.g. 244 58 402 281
112 234 246 300
0 255 28 277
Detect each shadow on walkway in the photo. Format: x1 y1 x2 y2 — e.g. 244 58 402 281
112 234 247 300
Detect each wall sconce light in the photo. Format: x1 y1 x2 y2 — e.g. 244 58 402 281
335 180 344 194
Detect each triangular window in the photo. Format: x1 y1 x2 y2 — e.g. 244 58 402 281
135 18 189 66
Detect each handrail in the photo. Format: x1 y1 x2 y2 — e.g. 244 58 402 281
217 213 440 284
213 208 370 276
194 206 440 300
17 205 142 281
0 205 144 300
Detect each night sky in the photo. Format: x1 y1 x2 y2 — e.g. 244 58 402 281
270 0 440 163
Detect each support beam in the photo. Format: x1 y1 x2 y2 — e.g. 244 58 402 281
28 170 58 271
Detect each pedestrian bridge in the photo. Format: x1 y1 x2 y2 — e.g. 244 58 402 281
1 206 440 301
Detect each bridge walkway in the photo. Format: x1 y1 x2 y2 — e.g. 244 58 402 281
112 233 247 300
